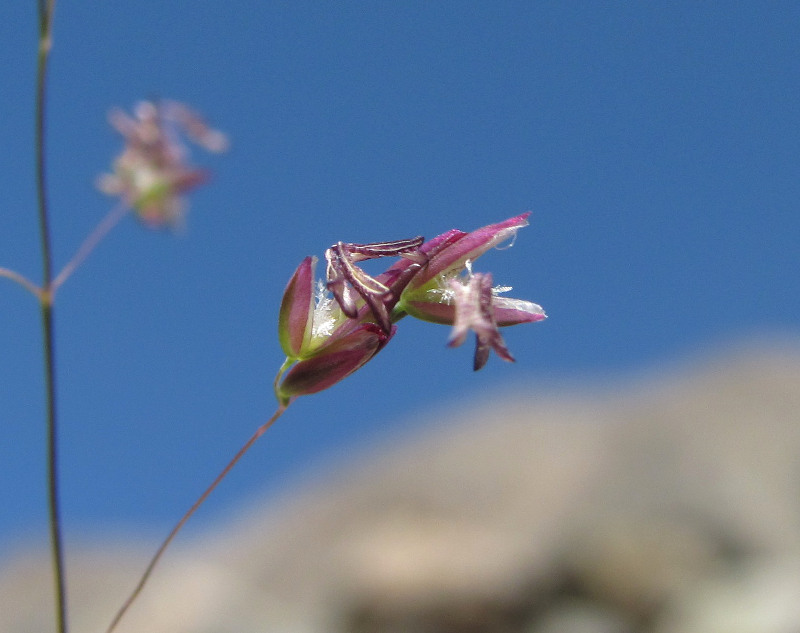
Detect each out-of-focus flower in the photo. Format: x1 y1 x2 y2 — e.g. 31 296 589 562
446 271 515 370
97 100 228 228
275 214 546 403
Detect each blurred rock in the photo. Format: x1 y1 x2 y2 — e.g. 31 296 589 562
653 557 800 633
2 339 800 632
529 600 634 633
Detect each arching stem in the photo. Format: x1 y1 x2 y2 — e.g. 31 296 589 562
105 404 290 633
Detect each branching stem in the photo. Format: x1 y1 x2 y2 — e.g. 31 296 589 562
51 202 130 293
35 2 66 633
0 268 42 298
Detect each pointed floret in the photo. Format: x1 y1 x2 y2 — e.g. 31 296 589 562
278 257 316 358
277 324 393 402
405 213 530 291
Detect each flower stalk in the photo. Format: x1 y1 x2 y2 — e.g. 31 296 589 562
34 2 69 633
7 83 227 633
104 405 289 633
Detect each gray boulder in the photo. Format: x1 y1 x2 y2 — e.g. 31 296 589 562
2 339 800 633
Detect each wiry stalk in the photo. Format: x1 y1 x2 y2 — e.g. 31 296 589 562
105 405 289 633
0 267 42 297
35 1 66 633
51 202 130 293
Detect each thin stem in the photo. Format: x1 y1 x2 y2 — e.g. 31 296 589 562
273 356 294 403
1 201 130 299
36 1 55 279
35 2 66 633
105 404 290 633
0 267 42 298
51 202 130 293
41 299 64 631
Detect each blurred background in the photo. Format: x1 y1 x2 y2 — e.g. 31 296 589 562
1 3 800 630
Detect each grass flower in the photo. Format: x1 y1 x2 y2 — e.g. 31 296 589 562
276 256 394 403
97 100 228 228
394 213 547 369
275 213 546 401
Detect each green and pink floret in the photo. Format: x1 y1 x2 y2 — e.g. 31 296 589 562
275 213 546 404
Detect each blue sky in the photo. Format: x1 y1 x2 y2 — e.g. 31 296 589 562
1 3 799 557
